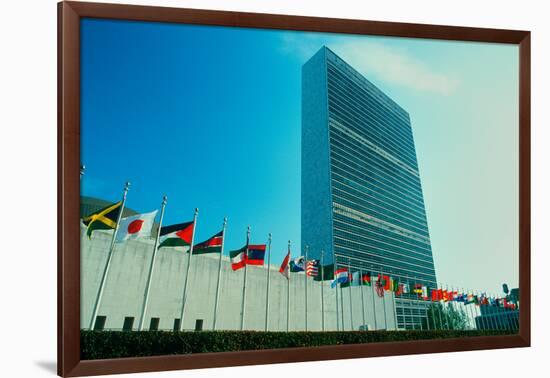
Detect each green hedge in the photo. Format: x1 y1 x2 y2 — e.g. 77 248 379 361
81 329 515 360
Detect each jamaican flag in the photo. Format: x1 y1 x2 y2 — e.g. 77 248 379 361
82 201 122 238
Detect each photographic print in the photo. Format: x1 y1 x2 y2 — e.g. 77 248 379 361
60 4 528 371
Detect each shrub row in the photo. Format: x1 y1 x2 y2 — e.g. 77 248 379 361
81 329 516 360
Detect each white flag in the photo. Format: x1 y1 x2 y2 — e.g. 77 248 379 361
116 210 158 242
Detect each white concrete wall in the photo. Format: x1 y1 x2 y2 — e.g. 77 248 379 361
81 226 396 331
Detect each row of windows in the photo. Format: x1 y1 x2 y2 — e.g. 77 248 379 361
333 194 430 239
326 61 413 148
329 121 420 185
329 129 424 204
329 147 426 212
333 228 435 269
92 316 204 331
332 206 430 253
396 308 427 316
334 243 437 280
333 213 432 261
332 212 433 256
327 96 418 170
330 164 427 228
328 105 418 172
331 177 428 232
333 222 433 264
326 64 417 164
333 252 437 286
326 75 418 169
325 54 411 126
329 128 425 204
332 187 429 237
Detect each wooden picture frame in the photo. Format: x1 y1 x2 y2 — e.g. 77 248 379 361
58 1 530 376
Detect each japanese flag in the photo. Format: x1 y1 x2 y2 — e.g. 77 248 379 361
116 210 158 242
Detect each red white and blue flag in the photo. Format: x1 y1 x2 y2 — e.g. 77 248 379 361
229 244 267 270
331 268 350 288
246 244 266 265
306 260 319 277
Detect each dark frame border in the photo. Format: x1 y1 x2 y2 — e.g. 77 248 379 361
58 1 531 376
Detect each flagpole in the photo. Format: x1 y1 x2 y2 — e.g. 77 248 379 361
138 195 167 331
473 289 482 329
446 284 452 330
437 285 444 330
431 288 439 330
417 277 424 330
464 288 473 329
179 208 199 331
320 250 325 332
381 268 388 330
360 269 366 330
88 181 130 330
287 240 291 332
335 261 340 331
264 233 272 331
491 295 499 329
347 258 353 330
304 245 309 331
340 279 345 330
240 226 250 331
212 217 228 331
491 291 501 330
370 270 377 330
443 284 450 330
490 295 498 329
392 280 399 331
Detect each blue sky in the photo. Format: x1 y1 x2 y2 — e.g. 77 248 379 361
81 18 518 295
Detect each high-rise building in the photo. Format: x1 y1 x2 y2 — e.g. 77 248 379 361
302 46 437 329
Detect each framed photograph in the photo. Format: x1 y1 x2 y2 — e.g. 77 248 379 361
58 1 530 376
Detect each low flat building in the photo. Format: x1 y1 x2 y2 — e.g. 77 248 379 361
81 226 397 332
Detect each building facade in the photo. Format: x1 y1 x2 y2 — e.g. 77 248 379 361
302 47 437 329
81 225 397 332
475 306 519 330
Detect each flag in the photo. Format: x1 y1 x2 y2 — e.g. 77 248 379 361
313 264 334 281
352 272 371 286
351 271 361 286
448 290 456 301
192 230 223 254
413 284 423 295
247 244 266 265
421 286 429 300
158 221 194 249
392 279 400 293
383 275 391 291
82 201 122 238
115 210 158 242
279 250 291 279
401 283 409 294
289 256 305 272
431 289 443 302
331 268 349 288
229 246 247 271
361 272 372 286
306 260 319 277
